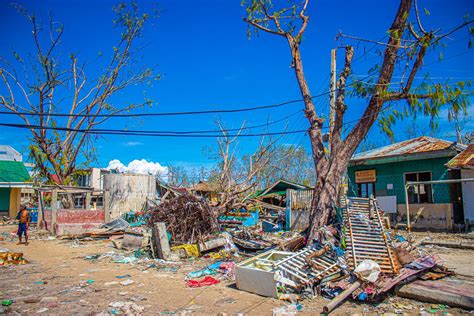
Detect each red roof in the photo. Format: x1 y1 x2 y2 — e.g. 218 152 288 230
446 144 474 169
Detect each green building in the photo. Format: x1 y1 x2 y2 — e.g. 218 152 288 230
347 136 466 230
0 145 31 217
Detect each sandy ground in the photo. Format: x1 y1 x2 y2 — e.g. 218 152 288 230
1 225 473 315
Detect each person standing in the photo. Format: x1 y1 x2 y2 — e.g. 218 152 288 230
17 205 30 245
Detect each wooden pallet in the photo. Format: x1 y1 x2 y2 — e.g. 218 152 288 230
273 246 340 287
342 197 400 274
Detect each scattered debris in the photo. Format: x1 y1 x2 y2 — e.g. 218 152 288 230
149 193 219 244
186 276 220 287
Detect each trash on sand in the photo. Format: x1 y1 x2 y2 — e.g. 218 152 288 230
272 304 299 316
171 244 200 258
105 281 119 287
354 260 381 283
120 279 135 286
0 252 29 266
116 274 132 279
186 267 218 279
186 276 220 288
1 300 12 306
103 218 130 231
108 301 144 314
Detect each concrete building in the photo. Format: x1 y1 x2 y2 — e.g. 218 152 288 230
347 136 466 230
76 168 111 190
0 145 22 162
103 173 156 218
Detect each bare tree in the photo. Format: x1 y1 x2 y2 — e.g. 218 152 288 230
208 120 284 211
0 3 158 191
243 0 472 241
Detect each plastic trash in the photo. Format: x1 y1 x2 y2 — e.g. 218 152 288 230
1 300 12 306
272 304 298 316
186 268 218 279
186 276 220 288
394 235 406 242
120 279 135 286
354 260 381 283
103 218 130 230
358 292 368 301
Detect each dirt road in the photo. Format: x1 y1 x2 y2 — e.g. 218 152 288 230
1 225 472 315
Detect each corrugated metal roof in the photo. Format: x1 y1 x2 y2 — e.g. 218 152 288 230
0 161 30 183
445 144 474 169
351 136 464 162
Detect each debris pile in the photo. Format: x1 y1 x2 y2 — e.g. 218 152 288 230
234 196 466 313
0 249 29 266
148 193 219 244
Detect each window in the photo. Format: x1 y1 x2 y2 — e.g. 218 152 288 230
357 182 375 198
405 172 432 204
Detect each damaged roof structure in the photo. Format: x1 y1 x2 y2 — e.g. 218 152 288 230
348 136 468 231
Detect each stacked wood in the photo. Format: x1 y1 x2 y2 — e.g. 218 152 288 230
148 193 219 244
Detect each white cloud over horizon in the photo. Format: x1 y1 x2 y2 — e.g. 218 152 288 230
106 159 169 181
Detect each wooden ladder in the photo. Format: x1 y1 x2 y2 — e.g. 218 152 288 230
343 197 400 274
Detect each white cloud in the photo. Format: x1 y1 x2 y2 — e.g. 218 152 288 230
123 141 144 147
106 159 169 181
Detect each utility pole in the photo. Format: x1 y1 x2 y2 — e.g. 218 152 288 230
328 48 337 152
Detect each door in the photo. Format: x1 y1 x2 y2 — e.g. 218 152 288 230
0 188 10 213
448 170 464 224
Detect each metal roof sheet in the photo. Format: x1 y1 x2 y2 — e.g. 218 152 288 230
351 136 464 162
445 144 474 169
0 161 30 183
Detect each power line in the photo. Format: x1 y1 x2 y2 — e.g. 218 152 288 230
0 122 307 138
104 110 302 135
0 76 373 119
0 102 394 138
0 93 325 118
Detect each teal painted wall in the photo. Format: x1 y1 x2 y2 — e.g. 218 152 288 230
0 188 10 212
347 157 452 204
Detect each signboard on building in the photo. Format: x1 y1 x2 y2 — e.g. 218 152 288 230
355 169 376 183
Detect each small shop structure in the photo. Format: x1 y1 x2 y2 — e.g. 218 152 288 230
0 145 31 217
347 136 468 230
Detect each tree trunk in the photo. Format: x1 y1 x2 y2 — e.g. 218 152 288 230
307 148 352 243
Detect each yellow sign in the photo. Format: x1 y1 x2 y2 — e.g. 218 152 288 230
355 169 376 183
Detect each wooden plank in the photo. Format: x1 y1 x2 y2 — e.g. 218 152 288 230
396 278 474 310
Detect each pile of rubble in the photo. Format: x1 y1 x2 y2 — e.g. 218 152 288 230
233 196 471 312
8 190 470 313
148 193 220 244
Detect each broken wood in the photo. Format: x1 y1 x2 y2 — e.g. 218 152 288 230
397 278 474 310
323 280 362 313
148 193 219 244
152 222 172 260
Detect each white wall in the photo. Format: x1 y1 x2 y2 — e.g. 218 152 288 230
461 169 474 223
103 173 156 218
0 145 22 161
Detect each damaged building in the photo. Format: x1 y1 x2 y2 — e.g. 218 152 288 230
347 136 468 230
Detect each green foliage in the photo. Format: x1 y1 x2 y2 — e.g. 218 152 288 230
242 0 303 39
375 81 472 141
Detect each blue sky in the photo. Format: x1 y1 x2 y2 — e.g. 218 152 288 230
0 0 472 171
